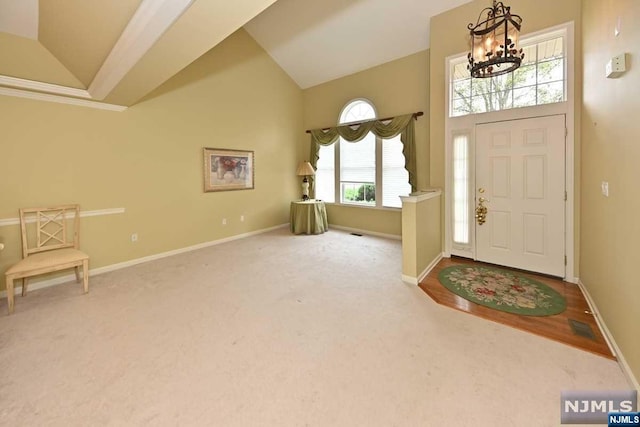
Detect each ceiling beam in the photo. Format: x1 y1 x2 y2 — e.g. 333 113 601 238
88 0 195 100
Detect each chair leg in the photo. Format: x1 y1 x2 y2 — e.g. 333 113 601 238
21 277 29 297
82 259 89 293
6 275 15 314
74 266 81 283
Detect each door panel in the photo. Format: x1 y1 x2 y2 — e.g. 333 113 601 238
490 211 511 249
523 213 546 255
475 115 565 276
491 157 511 197
524 155 546 199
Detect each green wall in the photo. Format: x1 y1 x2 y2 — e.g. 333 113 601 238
401 193 442 280
0 29 303 290
581 0 640 387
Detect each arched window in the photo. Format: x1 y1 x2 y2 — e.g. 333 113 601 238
315 99 410 208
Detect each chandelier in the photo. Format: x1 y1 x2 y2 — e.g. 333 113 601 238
467 0 524 78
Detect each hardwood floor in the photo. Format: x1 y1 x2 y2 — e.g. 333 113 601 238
419 257 615 360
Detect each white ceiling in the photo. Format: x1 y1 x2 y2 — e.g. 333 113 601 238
0 0 279 107
245 0 473 89
0 0 38 40
0 0 474 108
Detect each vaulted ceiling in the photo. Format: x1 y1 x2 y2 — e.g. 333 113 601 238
0 0 472 108
245 0 472 89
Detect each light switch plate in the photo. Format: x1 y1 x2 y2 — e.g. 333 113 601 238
601 181 609 197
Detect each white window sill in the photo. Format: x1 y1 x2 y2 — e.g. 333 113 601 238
321 202 401 212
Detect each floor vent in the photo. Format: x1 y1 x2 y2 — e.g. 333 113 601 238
568 319 596 340
350 233 363 237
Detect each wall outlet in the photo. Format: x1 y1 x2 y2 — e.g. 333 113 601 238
601 181 609 197
131 233 138 242
240 215 245 222
222 218 227 225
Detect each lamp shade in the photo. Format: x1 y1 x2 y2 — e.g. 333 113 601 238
296 161 315 176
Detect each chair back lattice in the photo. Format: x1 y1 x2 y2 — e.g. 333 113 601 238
19 205 80 258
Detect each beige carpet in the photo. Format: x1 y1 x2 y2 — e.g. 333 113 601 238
0 228 629 426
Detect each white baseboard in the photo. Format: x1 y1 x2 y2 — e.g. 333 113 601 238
418 253 444 283
1 223 288 298
577 279 639 392
330 225 401 241
401 275 418 285
402 252 444 285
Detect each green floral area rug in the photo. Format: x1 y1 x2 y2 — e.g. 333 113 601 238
438 265 566 316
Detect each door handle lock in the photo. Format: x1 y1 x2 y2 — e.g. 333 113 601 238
475 197 489 225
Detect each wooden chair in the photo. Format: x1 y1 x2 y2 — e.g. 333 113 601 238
4 205 89 314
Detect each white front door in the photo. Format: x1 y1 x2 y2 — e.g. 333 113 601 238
475 115 566 277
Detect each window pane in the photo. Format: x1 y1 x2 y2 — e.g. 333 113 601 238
453 134 470 245
537 37 563 61
452 98 472 117
340 134 375 182
452 78 471 100
472 95 488 113
513 86 536 108
472 79 491 97
452 61 470 80
340 133 375 205
491 90 513 111
537 58 563 83
521 44 536 65
342 182 375 205
341 101 376 124
537 81 564 104
382 136 410 208
491 73 513 92
512 64 536 88
315 144 335 203
339 99 376 206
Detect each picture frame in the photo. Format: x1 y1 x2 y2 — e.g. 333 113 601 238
203 148 254 192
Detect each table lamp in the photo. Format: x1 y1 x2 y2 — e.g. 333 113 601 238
296 161 315 200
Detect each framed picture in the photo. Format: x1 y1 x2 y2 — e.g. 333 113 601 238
203 148 254 192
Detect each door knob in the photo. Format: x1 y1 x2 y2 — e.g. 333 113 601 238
475 197 488 225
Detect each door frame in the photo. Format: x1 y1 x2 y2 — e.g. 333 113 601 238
443 22 576 282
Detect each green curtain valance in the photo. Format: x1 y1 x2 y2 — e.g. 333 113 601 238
308 113 417 192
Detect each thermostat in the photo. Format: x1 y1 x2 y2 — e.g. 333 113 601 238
606 53 627 78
